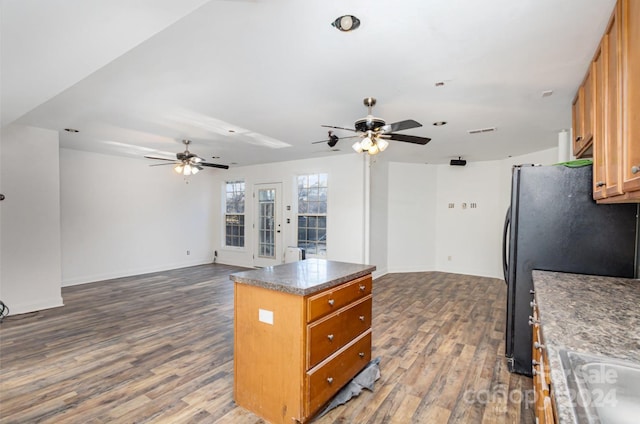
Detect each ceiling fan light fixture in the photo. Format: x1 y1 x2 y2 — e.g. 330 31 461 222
377 138 389 152
361 136 373 150
368 143 379 155
352 140 363 153
174 163 184 174
332 15 360 32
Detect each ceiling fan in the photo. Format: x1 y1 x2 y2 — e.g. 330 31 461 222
144 139 229 175
312 97 431 155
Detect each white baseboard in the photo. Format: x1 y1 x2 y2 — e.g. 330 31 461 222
7 297 64 315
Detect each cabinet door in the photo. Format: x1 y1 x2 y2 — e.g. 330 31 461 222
572 88 584 156
604 5 624 198
622 0 640 193
593 47 607 199
583 67 595 146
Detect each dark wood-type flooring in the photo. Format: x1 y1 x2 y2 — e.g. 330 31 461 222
0 264 534 423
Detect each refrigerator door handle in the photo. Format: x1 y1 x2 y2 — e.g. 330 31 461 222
502 206 511 284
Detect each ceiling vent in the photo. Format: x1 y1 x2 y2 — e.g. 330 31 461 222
467 127 497 135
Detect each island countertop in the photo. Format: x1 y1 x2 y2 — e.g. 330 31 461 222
532 270 640 423
230 258 376 296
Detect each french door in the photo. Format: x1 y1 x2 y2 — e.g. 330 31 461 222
253 183 282 267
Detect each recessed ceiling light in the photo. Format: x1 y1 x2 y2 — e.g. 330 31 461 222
212 156 220 159
64 128 79 133
228 129 235 133
332 15 360 32
542 90 554 97
435 81 445 87
433 121 447 126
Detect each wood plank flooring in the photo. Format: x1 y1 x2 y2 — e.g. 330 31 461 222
0 264 534 424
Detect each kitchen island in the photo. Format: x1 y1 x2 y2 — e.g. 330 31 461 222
230 259 376 424
532 270 640 423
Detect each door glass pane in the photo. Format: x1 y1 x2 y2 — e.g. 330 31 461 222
258 188 276 258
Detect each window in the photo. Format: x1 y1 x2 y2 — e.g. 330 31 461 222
225 180 245 248
297 173 327 255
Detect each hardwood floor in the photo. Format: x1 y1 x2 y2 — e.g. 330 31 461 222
0 264 534 424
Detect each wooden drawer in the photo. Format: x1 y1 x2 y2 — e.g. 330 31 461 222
306 330 372 416
307 275 372 323
307 295 372 368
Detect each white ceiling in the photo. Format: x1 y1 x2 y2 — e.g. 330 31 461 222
1 0 616 166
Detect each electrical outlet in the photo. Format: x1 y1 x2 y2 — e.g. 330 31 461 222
186 250 190 255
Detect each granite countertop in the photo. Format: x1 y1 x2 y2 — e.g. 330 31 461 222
532 270 640 424
230 258 376 296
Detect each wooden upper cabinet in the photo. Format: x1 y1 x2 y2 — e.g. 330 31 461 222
593 47 607 200
572 87 585 156
573 68 595 158
585 0 640 203
604 6 624 198
621 0 640 193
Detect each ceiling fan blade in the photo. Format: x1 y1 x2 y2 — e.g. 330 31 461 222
386 133 431 145
200 162 230 169
149 162 178 167
321 125 357 132
144 155 178 162
380 119 423 133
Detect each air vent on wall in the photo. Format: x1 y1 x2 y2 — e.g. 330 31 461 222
467 127 497 135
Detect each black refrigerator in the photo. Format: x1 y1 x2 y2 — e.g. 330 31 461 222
502 164 637 376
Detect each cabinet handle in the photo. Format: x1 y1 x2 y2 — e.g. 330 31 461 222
530 300 536 308
632 166 640 175
327 377 334 384
529 290 535 294
328 299 335 306
532 368 538 376
359 315 365 322
575 136 583 142
532 360 540 366
534 342 546 350
596 181 606 187
359 352 365 358
359 284 366 292
327 334 334 341
528 317 540 326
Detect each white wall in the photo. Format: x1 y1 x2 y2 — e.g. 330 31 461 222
435 161 503 277
0 125 63 314
210 154 367 268
387 147 559 279
387 162 438 273
60 148 217 286
369 157 389 278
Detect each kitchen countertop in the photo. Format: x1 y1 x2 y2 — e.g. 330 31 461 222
230 258 376 296
532 270 640 423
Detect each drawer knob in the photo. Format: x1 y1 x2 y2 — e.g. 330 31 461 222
532 368 538 376
327 377 334 384
595 181 606 187
359 284 366 292
328 299 335 306
359 352 365 358
632 166 640 175
534 342 546 350
528 317 540 326
359 315 365 322
532 360 540 366
575 136 583 142
327 334 334 341
530 300 536 308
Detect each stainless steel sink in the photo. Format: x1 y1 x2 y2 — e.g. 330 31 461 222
559 350 640 424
